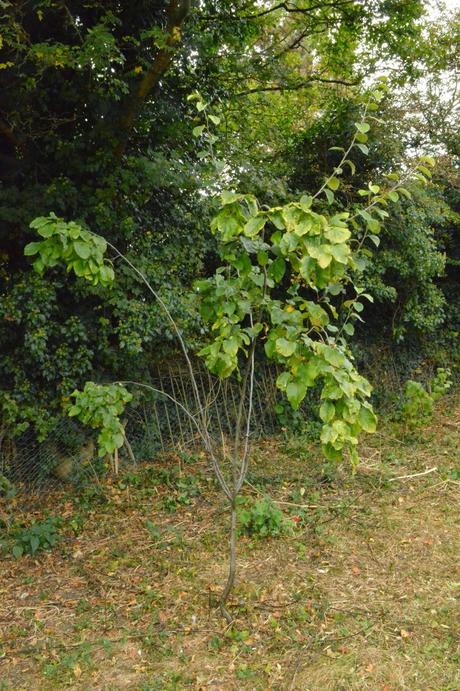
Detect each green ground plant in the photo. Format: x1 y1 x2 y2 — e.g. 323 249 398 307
10 516 62 559
237 497 291 538
401 367 452 429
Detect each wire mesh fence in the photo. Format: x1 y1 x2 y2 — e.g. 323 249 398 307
0 361 287 496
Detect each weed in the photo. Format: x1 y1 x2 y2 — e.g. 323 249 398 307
42 642 93 683
237 497 291 537
66 512 85 536
161 474 201 512
73 483 108 511
11 516 62 558
145 519 162 542
400 367 452 429
139 673 193 690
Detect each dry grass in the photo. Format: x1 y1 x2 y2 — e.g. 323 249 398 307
0 395 459 690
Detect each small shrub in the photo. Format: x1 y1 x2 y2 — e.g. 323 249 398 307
237 497 290 538
429 367 453 401
401 380 433 429
12 516 62 558
400 367 452 429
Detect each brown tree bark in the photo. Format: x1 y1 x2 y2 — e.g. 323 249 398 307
114 0 191 158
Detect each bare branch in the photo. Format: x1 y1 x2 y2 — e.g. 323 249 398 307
235 76 358 97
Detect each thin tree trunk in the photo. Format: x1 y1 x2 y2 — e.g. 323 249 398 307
114 0 191 158
220 497 237 623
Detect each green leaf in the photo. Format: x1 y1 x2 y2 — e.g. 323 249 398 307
325 226 351 244
192 125 205 137
299 357 321 385
326 176 340 191
320 424 337 445
12 545 23 559
358 405 377 433
356 143 369 155
324 189 335 205
268 256 286 283
417 165 432 178
99 264 115 285
24 241 41 256
216 209 243 240
30 536 40 554
398 187 412 199
276 371 291 390
257 250 268 266
343 159 356 175
73 241 91 259
358 209 373 222
275 338 296 358
323 346 346 368
286 381 306 409
355 122 370 133
208 114 220 125
367 218 380 233
221 191 242 205
223 336 239 357
319 400 335 423
299 195 313 211
329 243 350 264
244 215 266 237
305 302 329 327
307 244 332 269
388 191 399 203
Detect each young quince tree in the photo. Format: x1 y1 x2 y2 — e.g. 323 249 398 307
24 80 434 620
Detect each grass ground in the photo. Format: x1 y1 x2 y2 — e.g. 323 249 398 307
1 395 459 690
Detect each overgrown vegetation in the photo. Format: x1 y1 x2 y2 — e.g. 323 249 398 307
0 0 459 683
0 397 458 688
1 0 459 444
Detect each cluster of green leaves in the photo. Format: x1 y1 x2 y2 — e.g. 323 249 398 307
25 214 114 287
400 367 452 430
68 382 132 457
194 81 438 460
196 185 381 462
237 497 290 538
10 516 62 559
205 166 435 459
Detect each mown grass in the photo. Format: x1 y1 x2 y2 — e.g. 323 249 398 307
0 395 459 690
